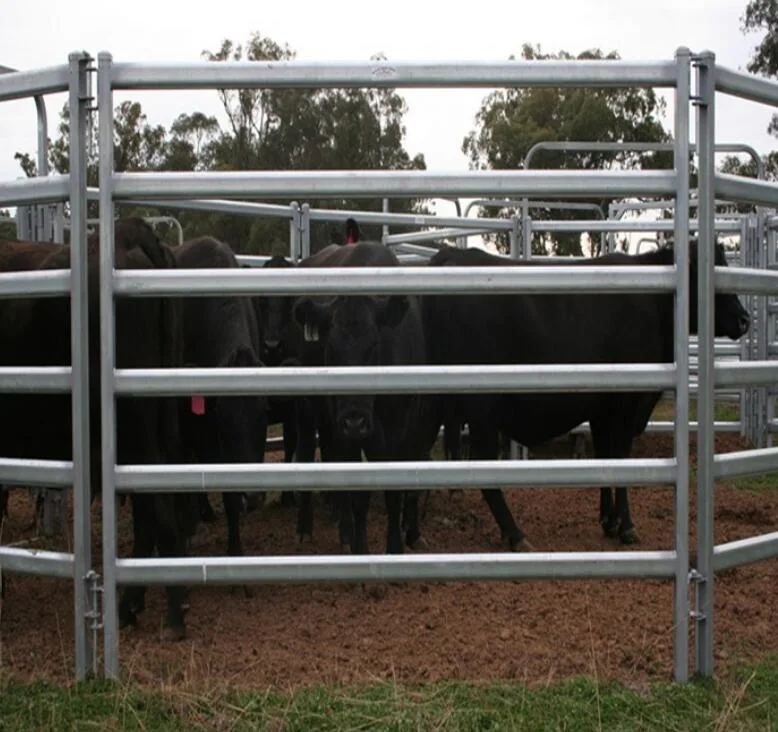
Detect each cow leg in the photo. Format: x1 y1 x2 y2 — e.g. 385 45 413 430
590 415 638 544
199 493 218 523
384 491 404 554
279 410 298 507
470 424 530 551
154 509 188 642
599 487 618 538
351 491 371 554
295 398 319 542
223 491 253 598
118 495 155 629
402 490 421 548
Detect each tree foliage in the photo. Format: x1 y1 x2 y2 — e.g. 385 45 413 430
12 31 426 254
462 44 672 256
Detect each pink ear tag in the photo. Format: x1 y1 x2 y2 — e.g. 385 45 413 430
191 395 206 416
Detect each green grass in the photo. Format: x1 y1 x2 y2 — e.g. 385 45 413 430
3 661 778 731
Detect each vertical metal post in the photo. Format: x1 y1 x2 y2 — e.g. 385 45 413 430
300 203 311 260
756 213 769 448
694 49 716 679
69 51 93 682
509 214 520 259
98 51 120 681
288 201 300 261
672 46 691 684
521 199 531 258
382 198 389 244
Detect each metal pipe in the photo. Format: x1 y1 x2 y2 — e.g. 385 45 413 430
0 63 70 101
523 140 765 181
97 51 119 681
68 51 93 682
0 367 71 392
114 457 677 493
0 547 74 579
109 169 678 201
714 446 778 480
115 551 677 585
715 63 778 107
108 58 678 90
0 176 70 207
113 363 677 396
694 50 716 679
672 47 691 683
111 265 677 298
0 458 72 487
713 532 778 572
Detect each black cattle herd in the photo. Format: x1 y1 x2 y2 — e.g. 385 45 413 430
0 217 750 639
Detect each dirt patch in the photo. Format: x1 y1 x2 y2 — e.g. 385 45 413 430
2 430 778 690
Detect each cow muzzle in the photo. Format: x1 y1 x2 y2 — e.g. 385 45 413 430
338 410 373 441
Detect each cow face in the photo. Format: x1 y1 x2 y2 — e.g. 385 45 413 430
293 294 408 442
257 256 295 367
255 294 293 366
688 241 750 340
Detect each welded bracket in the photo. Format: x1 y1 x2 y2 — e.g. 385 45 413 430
84 570 104 676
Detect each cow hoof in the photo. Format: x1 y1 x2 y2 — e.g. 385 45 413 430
163 625 186 642
341 543 352 553
407 534 428 551
601 519 620 539
510 537 535 552
118 611 137 630
619 528 640 545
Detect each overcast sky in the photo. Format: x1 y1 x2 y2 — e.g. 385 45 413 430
1 0 776 227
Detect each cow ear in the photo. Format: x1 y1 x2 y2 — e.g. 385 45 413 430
379 295 409 328
293 298 330 342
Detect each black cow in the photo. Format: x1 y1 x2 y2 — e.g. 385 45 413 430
292 241 436 554
0 218 197 639
173 237 268 594
251 255 298 508
422 242 750 548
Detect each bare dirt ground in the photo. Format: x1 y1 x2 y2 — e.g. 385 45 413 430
1 429 777 691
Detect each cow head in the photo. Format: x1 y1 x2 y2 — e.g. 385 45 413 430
293 294 408 442
688 240 750 340
255 256 295 366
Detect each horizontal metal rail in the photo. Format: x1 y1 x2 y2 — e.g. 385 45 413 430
715 361 778 387
114 363 677 396
384 228 494 245
536 219 741 233
714 447 778 480
110 170 677 200
0 367 72 393
0 547 74 579
114 550 677 585
0 458 73 487
120 196 296 219
716 266 778 295
108 58 678 90
715 173 778 209
112 265 677 297
307 206 508 230
0 63 70 102
114 457 676 492
0 270 70 298
0 175 70 207
715 64 778 107
713 532 778 572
